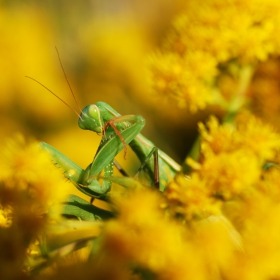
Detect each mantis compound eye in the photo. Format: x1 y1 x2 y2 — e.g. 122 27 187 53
88 105 100 120
88 104 103 128
78 105 103 133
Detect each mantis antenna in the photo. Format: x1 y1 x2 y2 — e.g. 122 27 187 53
26 47 84 119
25 76 81 119
54 46 83 115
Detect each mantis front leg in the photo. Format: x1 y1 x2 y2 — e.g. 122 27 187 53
42 110 145 199
79 111 145 195
41 143 116 200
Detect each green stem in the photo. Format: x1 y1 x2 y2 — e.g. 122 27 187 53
182 64 255 174
223 64 254 123
182 136 200 174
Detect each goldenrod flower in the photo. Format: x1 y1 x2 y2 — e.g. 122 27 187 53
199 113 280 162
192 214 243 274
0 134 70 209
0 206 12 228
195 150 260 200
188 113 280 199
148 51 217 110
198 116 240 155
0 135 71 278
99 187 205 280
236 111 280 162
223 187 280 280
148 0 280 111
165 174 221 220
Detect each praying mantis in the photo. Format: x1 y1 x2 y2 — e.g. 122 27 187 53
26 49 181 204
40 101 181 200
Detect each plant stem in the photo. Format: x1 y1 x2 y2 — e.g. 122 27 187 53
182 64 255 174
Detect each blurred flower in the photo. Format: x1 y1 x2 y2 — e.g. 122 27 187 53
194 150 260 199
97 187 206 280
199 113 280 163
0 134 72 279
165 174 221 220
187 113 280 199
0 134 70 209
80 18 150 105
223 187 280 280
148 0 280 111
198 116 241 155
235 111 280 161
147 51 217 110
0 205 12 228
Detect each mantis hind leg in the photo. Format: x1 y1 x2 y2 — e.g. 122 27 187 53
113 160 129 177
109 148 161 190
134 147 160 189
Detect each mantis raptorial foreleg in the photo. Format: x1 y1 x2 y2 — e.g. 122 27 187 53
42 107 147 199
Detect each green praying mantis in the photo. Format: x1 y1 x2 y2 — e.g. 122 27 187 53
41 102 180 198
26 50 181 204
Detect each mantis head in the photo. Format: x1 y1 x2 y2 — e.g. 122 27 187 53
78 105 103 133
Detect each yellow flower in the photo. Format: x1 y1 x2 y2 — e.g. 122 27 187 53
165 174 221 220
236 111 280 162
187 112 280 199
192 214 243 275
165 0 280 62
224 189 280 280
198 116 240 156
100 187 205 280
0 135 59 278
0 134 71 209
0 206 12 228
148 50 217 111
0 134 88 278
199 113 280 163
148 0 280 110
192 150 260 200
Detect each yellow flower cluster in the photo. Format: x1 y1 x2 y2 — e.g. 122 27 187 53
3 124 280 279
156 114 280 279
223 184 280 279
0 135 71 279
148 0 280 110
79 187 246 280
0 205 12 228
165 174 221 220
148 51 217 110
0 134 70 208
189 113 280 199
90 188 205 280
165 112 280 221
